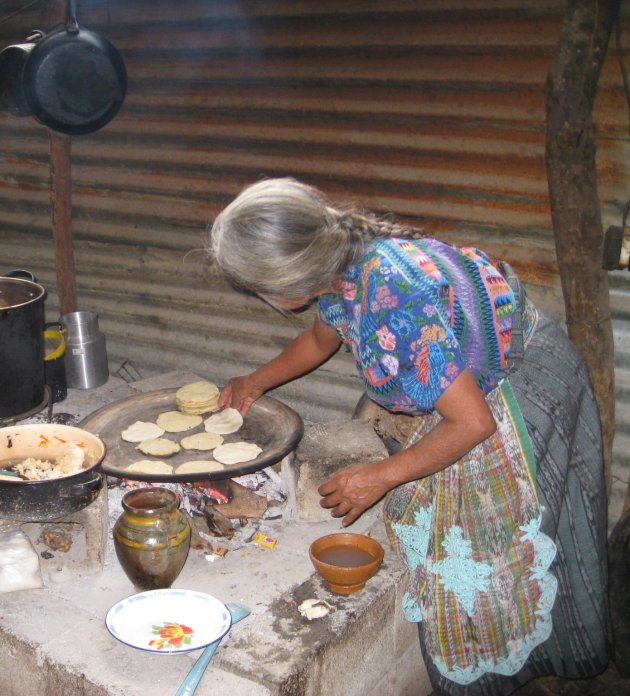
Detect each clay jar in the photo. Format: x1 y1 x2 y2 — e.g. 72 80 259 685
113 488 191 590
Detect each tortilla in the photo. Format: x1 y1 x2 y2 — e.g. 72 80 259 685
137 438 181 457
121 421 165 443
125 460 173 475
212 441 262 465
176 380 220 415
203 408 243 435
175 460 225 474
156 411 203 433
180 432 224 451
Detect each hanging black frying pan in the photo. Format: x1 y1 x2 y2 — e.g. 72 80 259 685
22 0 126 135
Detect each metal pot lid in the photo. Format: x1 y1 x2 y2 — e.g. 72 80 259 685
0 276 46 311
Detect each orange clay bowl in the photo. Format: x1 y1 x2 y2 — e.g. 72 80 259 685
309 532 384 595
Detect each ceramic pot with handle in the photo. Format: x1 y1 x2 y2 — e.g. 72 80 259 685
0 424 105 521
0 31 44 116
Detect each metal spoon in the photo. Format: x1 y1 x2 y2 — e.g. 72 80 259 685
175 602 251 696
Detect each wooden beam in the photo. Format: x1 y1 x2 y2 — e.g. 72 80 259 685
49 130 77 315
41 0 77 315
545 0 620 497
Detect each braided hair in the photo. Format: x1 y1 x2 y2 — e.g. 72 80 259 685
209 177 424 305
326 208 424 242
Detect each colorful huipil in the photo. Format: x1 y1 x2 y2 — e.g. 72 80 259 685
318 238 557 685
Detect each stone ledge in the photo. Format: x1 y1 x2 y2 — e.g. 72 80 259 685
216 520 432 696
295 420 389 521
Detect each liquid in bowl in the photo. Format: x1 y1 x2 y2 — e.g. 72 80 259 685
317 546 375 567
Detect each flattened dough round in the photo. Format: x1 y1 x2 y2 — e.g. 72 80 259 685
121 421 165 443
213 441 262 465
175 460 225 474
156 410 203 433
204 408 243 435
125 460 173 475
180 432 224 451
137 438 181 457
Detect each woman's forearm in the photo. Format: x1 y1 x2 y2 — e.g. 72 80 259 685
318 369 497 525
379 369 496 487
220 317 341 414
250 321 341 390
251 332 336 391
377 413 494 488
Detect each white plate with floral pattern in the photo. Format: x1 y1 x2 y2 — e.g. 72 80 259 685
105 589 231 653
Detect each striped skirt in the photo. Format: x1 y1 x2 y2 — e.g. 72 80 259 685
383 311 610 695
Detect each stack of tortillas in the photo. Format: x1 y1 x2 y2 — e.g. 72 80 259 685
175 381 220 415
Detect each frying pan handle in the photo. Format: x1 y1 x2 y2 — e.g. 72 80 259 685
66 0 80 34
59 472 103 498
25 30 44 43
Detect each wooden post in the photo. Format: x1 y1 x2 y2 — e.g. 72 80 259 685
545 0 620 495
39 0 76 313
49 130 78 315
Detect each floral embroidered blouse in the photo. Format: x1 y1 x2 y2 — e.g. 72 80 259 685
317 238 515 415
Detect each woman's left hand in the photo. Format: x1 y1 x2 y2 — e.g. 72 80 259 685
318 463 391 527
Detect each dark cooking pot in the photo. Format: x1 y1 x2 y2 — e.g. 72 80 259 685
0 31 44 116
22 0 127 135
0 274 46 419
0 424 106 521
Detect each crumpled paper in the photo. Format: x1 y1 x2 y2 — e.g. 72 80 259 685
298 598 334 620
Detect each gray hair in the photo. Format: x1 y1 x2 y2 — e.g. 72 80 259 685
208 178 421 304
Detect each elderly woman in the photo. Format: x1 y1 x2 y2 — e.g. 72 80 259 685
209 177 609 695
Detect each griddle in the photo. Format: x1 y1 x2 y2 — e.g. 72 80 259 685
80 388 303 482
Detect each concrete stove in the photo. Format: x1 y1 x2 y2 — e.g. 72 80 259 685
0 370 431 696
19 485 108 577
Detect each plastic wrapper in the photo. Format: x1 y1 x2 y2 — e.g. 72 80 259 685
0 527 43 593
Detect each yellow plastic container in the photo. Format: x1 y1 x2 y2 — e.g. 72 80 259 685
43 327 67 402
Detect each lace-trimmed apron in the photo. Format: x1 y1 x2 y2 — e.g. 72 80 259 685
383 265 558 686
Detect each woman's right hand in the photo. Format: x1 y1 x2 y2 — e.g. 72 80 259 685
219 374 266 416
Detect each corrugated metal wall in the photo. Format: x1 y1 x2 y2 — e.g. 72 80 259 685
0 0 629 523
